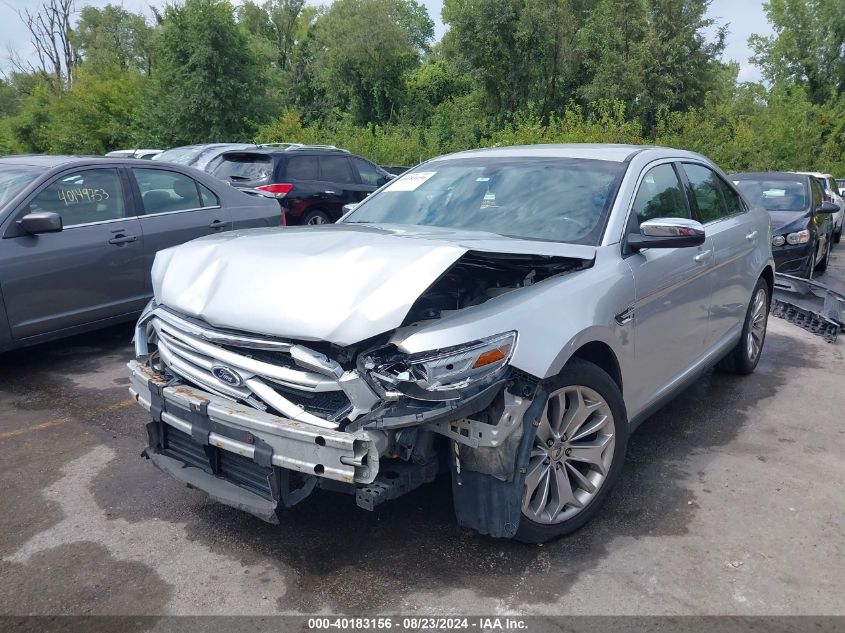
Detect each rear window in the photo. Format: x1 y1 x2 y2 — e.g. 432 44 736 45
735 178 808 212
210 153 273 182
153 147 204 165
0 165 40 206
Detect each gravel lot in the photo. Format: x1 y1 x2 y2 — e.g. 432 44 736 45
0 254 843 618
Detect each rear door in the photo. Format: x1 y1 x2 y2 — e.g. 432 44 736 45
0 167 145 340
623 161 715 409
317 155 361 218
681 162 760 347
130 167 233 295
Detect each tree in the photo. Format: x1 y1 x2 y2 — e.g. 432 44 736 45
750 0 845 104
442 0 582 121
306 0 432 124
13 0 77 89
142 0 268 145
238 0 306 72
637 0 727 130
73 5 155 74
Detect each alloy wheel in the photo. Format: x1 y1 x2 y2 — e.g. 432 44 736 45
522 385 615 525
307 215 327 225
746 288 768 364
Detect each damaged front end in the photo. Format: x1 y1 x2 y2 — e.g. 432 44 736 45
129 247 587 537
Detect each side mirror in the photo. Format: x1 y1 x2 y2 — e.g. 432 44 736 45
18 211 63 235
627 218 706 251
817 201 839 214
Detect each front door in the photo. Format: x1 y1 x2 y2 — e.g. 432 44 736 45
0 167 145 340
624 162 715 413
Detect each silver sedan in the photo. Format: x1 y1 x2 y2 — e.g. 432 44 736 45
129 144 775 542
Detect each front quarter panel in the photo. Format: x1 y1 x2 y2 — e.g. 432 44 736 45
392 246 635 382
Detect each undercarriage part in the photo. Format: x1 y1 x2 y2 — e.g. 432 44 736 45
427 389 532 449
772 273 845 343
355 460 439 510
450 385 549 539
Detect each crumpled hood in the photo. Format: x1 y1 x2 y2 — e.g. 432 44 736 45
769 210 809 234
152 224 595 346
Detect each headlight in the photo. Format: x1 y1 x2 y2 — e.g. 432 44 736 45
368 331 516 399
772 235 785 247
786 230 810 245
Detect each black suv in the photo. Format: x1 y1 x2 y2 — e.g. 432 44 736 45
206 144 393 225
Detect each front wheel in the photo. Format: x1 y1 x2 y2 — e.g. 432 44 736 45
516 359 628 543
815 234 831 273
716 277 769 375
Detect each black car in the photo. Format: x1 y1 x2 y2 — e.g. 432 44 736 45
0 155 281 352
731 171 837 277
206 144 393 225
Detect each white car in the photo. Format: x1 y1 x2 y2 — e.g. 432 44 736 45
797 172 844 243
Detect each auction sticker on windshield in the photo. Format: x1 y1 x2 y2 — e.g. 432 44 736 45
385 171 436 192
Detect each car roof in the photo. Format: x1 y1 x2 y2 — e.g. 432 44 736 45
795 171 833 178
0 155 198 169
0 155 95 168
435 143 705 163
731 172 811 181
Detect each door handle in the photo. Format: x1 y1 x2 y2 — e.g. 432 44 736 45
746 231 758 241
693 250 712 263
108 234 137 245
323 190 336 195
209 219 226 229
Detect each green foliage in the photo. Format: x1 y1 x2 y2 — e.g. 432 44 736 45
142 0 268 145
74 5 155 74
750 0 845 104
5 0 845 180
306 0 429 124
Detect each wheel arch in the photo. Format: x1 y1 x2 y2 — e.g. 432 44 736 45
567 340 623 395
761 264 774 298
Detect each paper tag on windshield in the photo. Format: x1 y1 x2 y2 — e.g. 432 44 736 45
385 171 436 192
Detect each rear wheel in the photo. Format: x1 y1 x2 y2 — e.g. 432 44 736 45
515 359 627 543
716 277 769 375
302 210 332 225
834 224 841 243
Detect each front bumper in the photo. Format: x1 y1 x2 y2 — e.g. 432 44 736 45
773 243 813 275
129 360 380 520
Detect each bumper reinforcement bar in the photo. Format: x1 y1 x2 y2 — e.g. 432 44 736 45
128 360 380 487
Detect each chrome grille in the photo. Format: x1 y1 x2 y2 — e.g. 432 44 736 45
145 308 356 429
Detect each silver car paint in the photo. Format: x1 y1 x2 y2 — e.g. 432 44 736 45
147 144 774 424
151 224 596 347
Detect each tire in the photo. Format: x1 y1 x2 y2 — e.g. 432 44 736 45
815 234 831 273
835 226 841 244
302 210 332 225
716 277 769 375
515 359 628 544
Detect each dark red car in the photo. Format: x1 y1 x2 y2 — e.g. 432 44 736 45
207 144 393 225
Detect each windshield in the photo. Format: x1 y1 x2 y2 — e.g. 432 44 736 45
153 146 204 165
734 178 808 212
0 165 40 206
342 157 625 245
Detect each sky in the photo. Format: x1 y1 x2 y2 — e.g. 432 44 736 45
0 0 772 82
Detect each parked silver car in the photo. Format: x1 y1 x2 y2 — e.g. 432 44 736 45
128 144 774 542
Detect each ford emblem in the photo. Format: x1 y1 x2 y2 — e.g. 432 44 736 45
212 365 242 387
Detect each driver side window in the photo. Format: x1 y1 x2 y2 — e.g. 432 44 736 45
629 164 688 232
28 168 125 227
